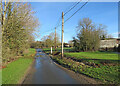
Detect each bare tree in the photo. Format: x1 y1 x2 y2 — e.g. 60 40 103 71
73 18 107 51
41 32 60 48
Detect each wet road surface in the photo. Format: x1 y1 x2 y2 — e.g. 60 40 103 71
23 49 81 84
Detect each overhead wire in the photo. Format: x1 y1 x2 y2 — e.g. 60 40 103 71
64 2 78 13
55 0 82 29
64 1 89 23
42 0 89 36
64 0 82 16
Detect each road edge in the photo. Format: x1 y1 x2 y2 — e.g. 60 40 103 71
18 59 35 84
48 54 102 84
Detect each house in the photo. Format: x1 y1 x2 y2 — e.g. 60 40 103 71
64 44 70 47
64 43 70 47
100 38 119 48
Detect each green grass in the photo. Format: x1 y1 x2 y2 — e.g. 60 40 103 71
42 47 72 51
42 47 73 53
83 65 119 83
24 48 36 56
2 48 36 84
0 70 1 85
64 51 118 60
51 51 120 84
52 55 120 84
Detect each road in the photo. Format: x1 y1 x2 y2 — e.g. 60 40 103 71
23 49 88 84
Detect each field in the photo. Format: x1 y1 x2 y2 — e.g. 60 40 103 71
42 47 73 53
2 48 36 84
51 51 120 84
64 51 118 60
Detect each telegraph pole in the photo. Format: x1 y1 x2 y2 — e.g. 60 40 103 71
55 27 56 51
61 12 64 59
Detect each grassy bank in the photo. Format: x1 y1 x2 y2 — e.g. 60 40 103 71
64 51 118 60
42 47 73 54
50 51 120 84
2 48 36 84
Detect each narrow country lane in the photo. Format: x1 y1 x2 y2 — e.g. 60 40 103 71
23 49 88 84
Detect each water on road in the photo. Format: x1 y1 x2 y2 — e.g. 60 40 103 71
23 49 83 84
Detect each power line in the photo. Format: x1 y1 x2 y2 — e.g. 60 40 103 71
42 28 54 34
64 2 77 13
64 1 89 23
64 0 82 16
42 1 88 36
55 18 62 28
56 0 86 29
56 23 62 28
56 1 81 29
55 15 62 28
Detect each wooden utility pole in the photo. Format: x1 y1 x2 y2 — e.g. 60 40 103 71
55 27 56 51
61 12 64 58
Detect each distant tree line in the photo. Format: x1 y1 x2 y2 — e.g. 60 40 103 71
30 41 43 48
73 18 111 52
30 32 60 48
0 2 39 62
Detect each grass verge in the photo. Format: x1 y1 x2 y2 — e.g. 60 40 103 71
50 51 120 84
64 51 118 60
42 47 74 54
2 48 36 84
